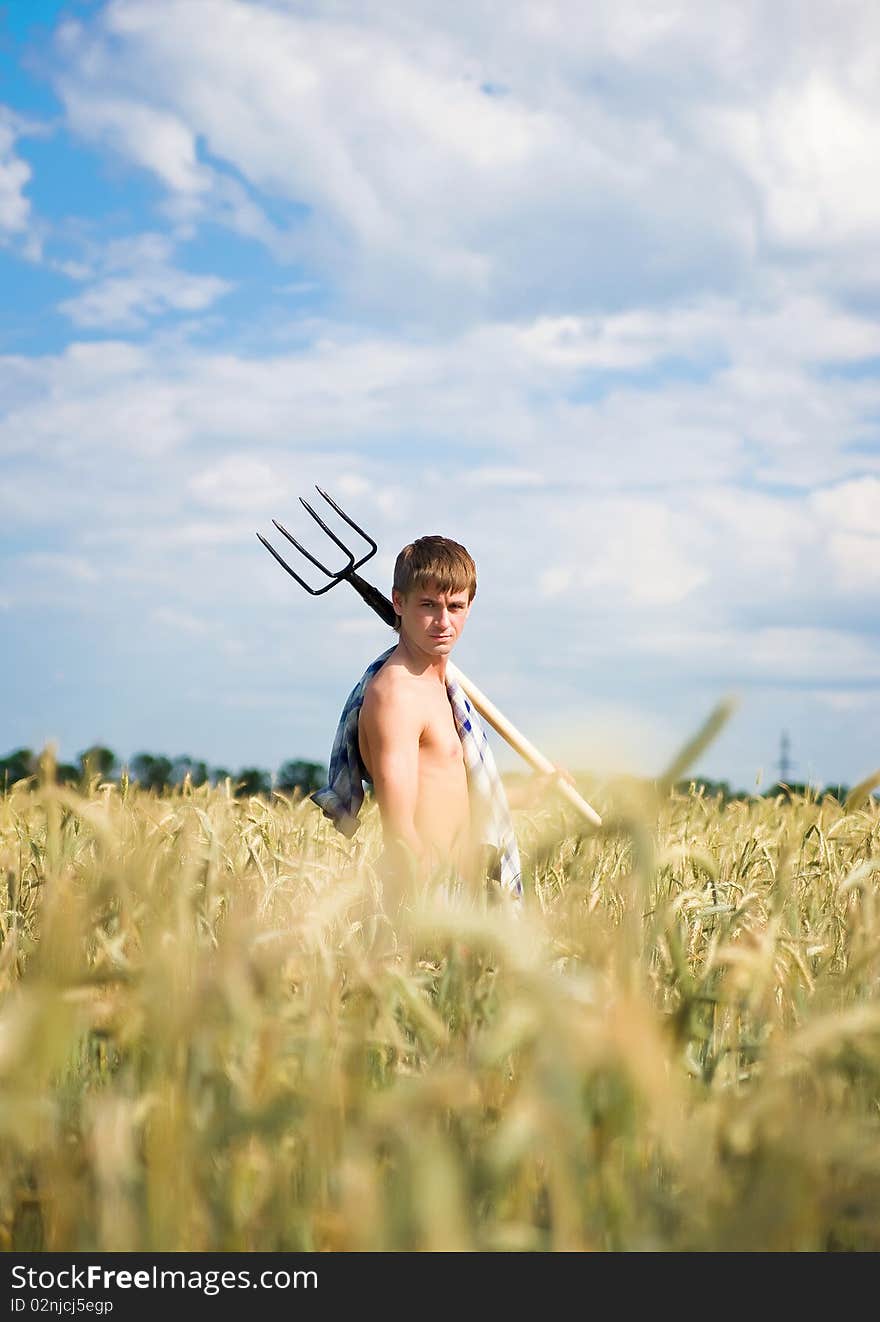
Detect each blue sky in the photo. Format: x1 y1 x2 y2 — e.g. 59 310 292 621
1 0 879 790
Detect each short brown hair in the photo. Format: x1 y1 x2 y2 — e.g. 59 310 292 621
392 536 476 628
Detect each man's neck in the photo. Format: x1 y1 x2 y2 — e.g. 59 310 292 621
395 633 449 682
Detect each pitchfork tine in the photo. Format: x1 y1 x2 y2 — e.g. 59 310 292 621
297 495 364 566
256 531 343 595
314 485 378 557
258 487 382 600
255 531 321 590
272 517 354 578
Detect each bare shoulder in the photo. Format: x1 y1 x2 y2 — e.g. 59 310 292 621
361 657 422 729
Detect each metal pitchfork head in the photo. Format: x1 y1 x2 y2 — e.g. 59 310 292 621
257 486 397 627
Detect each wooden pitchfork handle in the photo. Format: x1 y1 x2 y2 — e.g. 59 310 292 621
347 572 603 828
445 661 603 826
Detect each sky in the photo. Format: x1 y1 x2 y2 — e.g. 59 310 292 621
1 0 879 792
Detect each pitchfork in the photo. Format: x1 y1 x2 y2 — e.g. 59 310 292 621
257 487 602 826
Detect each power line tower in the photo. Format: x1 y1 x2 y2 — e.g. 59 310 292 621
777 730 793 784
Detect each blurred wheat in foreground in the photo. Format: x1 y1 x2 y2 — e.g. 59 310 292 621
1 743 880 1252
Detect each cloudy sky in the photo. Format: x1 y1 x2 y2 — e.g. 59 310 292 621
1 0 879 791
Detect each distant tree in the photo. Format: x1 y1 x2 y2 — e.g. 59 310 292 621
171 756 209 787
0 748 35 790
234 767 271 798
210 767 231 786
675 777 732 802
78 746 117 781
276 759 326 796
763 781 811 800
130 753 173 792
57 762 81 786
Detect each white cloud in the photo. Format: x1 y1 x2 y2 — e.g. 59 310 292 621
539 497 709 608
812 476 880 534
47 0 880 321
151 606 211 636
0 107 32 236
694 486 816 586
469 467 545 488
643 625 880 685
809 477 880 590
334 615 389 636
58 232 231 329
519 296 880 374
812 689 880 713
37 2 757 315
712 75 880 249
57 85 207 197
17 552 99 583
824 532 880 590
59 268 230 329
190 455 286 512
4 291 877 492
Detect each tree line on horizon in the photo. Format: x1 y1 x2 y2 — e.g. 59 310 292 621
0 745 865 806
0 745 327 798
671 774 858 803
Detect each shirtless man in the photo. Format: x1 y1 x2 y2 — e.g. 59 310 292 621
357 536 478 912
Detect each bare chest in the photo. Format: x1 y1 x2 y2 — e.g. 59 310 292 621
418 689 464 766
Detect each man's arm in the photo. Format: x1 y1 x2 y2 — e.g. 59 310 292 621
359 677 425 870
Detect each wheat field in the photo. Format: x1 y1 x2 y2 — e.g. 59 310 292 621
1 743 879 1253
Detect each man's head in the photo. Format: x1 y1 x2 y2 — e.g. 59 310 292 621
391 536 476 656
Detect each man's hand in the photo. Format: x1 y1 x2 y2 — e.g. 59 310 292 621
505 764 577 808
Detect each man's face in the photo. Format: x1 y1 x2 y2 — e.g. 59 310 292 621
392 579 471 659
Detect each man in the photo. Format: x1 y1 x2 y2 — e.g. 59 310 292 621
312 535 521 921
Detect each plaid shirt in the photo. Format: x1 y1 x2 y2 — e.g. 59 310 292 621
311 647 522 899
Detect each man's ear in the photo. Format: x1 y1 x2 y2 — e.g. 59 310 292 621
392 588 405 614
